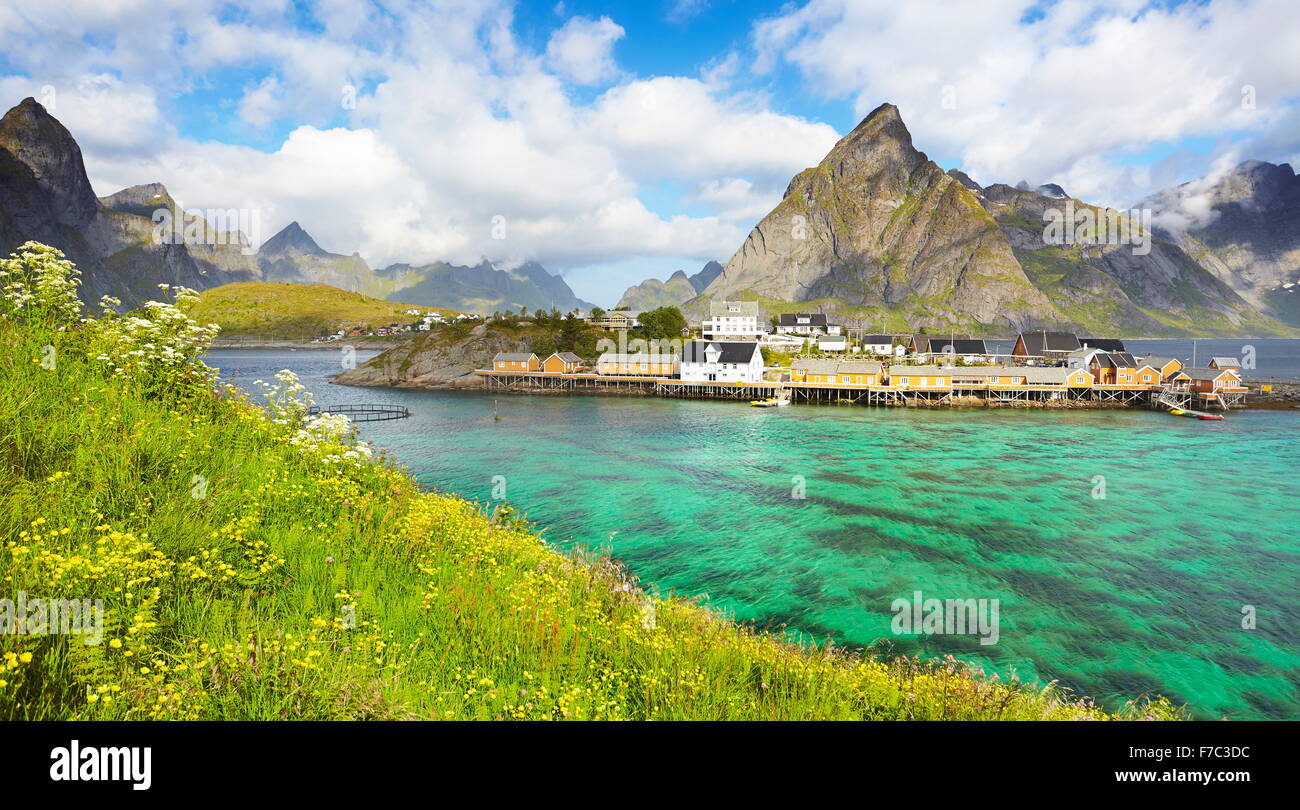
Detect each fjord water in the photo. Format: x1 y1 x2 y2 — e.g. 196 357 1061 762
209 349 1300 719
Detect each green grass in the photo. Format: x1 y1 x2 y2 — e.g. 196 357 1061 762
188 281 460 339
0 245 1182 720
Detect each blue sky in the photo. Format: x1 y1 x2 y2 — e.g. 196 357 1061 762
0 0 1297 306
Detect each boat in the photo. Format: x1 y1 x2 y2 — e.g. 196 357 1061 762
750 394 791 408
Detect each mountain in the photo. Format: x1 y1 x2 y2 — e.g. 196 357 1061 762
700 103 1059 332
1141 160 1300 325
614 260 721 310
256 221 386 295
0 98 258 305
373 259 595 316
0 97 593 316
696 102 1291 336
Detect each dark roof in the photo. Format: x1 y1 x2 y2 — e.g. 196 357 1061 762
1080 338 1127 351
1015 331 1080 355
494 352 537 362
912 334 971 352
925 338 988 355
1091 351 1138 368
552 352 582 363
861 334 896 344
777 313 829 326
680 340 762 364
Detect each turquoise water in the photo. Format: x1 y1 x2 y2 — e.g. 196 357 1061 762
209 349 1300 719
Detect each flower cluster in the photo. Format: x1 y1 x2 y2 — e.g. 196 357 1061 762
0 242 82 326
88 284 220 388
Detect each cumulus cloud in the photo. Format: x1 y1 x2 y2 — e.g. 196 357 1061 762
545 15 624 86
0 0 835 277
754 0 1300 208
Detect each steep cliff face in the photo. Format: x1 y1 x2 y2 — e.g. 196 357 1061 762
701 103 1059 331
1141 160 1300 324
0 99 258 305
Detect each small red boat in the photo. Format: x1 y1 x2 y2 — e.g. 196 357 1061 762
1197 413 1225 421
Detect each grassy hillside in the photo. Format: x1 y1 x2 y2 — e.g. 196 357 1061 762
0 243 1180 720
188 281 459 339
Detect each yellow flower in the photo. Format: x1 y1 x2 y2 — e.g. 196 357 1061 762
109 639 122 649
18 652 32 664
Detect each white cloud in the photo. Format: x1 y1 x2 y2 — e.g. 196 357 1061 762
0 1 837 279
754 0 1300 207
545 15 624 86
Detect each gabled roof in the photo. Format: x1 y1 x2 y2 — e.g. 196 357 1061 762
1079 338 1127 351
1021 366 1071 384
494 352 537 362
1182 366 1239 381
792 358 841 374
680 340 761 364
551 352 583 363
778 312 829 326
1142 355 1180 369
1091 351 1138 368
925 338 988 355
835 360 883 374
912 334 970 352
709 300 760 317
1209 356 1241 367
889 365 949 375
1015 331 1081 354
861 334 896 344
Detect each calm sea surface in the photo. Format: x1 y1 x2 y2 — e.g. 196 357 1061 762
206 346 1300 719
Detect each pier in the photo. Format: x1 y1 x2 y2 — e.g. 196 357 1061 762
475 370 1244 410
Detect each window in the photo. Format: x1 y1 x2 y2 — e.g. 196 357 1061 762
842 376 851 384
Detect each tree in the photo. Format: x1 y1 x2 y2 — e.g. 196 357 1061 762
590 306 606 320
558 312 585 350
638 306 687 341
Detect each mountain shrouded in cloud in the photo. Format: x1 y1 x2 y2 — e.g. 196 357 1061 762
1141 160 1300 325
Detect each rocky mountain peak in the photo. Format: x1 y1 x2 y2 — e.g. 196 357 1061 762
259 221 325 257
100 182 178 217
0 97 99 226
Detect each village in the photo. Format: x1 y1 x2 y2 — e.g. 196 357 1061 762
480 300 1250 412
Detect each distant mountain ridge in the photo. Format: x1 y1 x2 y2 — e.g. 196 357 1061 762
614 260 722 310
0 97 593 316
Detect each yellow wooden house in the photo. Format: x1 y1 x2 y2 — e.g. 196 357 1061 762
543 352 583 373
492 352 540 372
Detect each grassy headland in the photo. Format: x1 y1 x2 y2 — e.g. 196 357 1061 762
0 243 1180 720
188 281 459 340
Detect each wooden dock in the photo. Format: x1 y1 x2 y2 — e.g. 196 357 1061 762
474 370 1246 410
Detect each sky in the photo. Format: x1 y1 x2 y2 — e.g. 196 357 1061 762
0 0 1298 306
